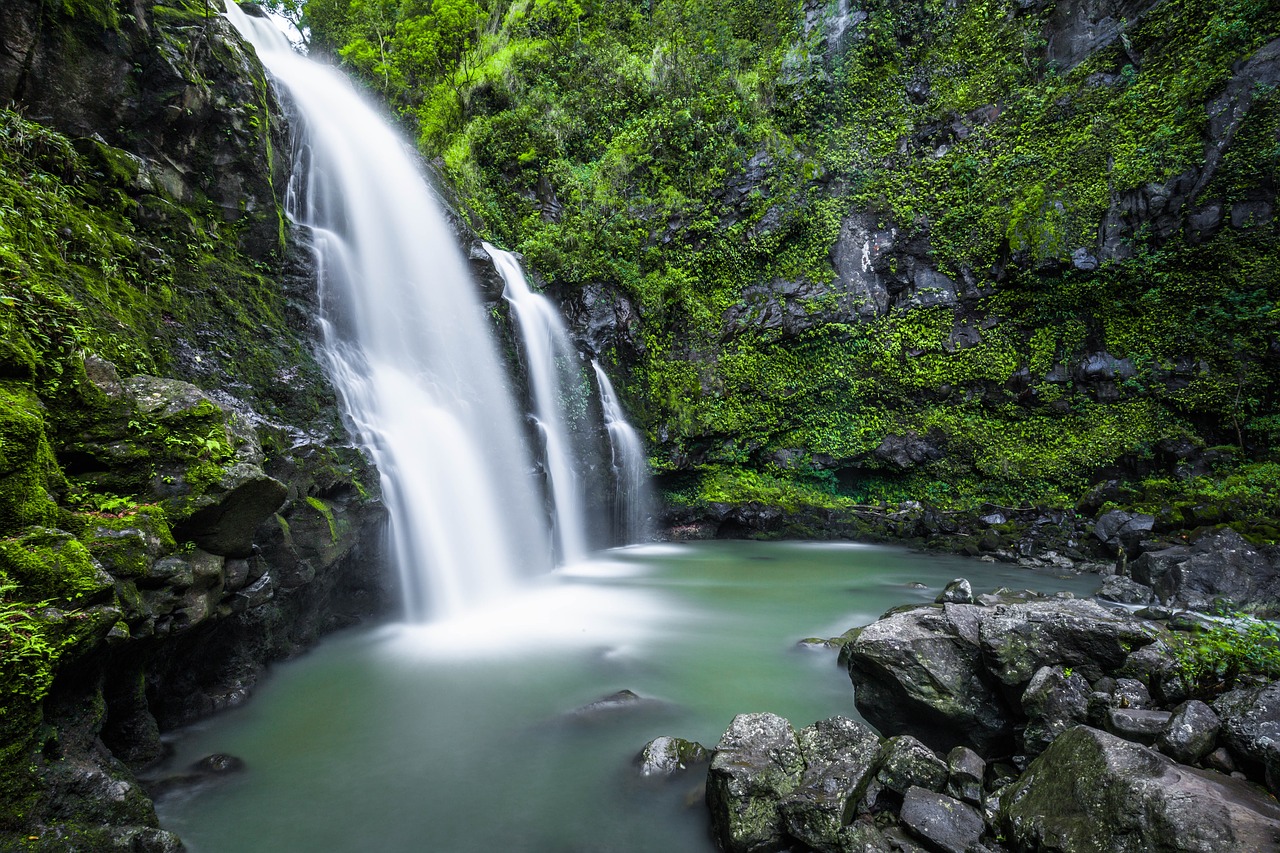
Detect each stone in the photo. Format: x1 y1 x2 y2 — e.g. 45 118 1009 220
706 713 805 853
636 736 709 778
1021 665 1091 756
875 735 948 796
1002 726 1280 851
1158 700 1222 765
979 598 1157 687
837 821 894 852
945 746 985 805
848 604 1014 754
781 717 883 853
1132 528 1280 615
1113 677 1152 710
899 787 985 853
1106 708 1173 745
1096 574 1155 605
1070 247 1099 271
1214 682 1280 793
566 689 667 722
1092 509 1155 554
936 578 974 605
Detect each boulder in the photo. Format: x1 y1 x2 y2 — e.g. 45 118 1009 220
1096 575 1155 605
936 578 975 605
1021 665 1091 755
945 746 985 805
1105 708 1173 745
978 598 1156 687
848 604 1014 754
635 736 709 778
1002 726 1280 851
781 717 883 853
707 713 805 853
1158 700 1221 766
1092 509 1155 554
1131 528 1280 615
899 786 985 853
1214 682 1280 792
873 735 948 797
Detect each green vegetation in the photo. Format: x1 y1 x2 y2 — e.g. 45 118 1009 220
1171 613 1280 697
299 0 1280 523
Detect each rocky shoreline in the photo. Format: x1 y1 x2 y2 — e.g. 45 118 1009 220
639 531 1280 852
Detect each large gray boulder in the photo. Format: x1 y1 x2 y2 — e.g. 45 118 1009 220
979 598 1157 687
706 713 806 853
780 717 883 853
847 604 1013 754
1001 726 1280 851
1131 528 1280 615
900 786 985 853
1215 682 1280 793
1022 665 1091 756
1158 700 1221 766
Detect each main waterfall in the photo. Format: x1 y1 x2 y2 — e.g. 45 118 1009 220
226 4 548 620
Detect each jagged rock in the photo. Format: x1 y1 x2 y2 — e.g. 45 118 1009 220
979 598 1156 687
1159 700 1222 766
1096 574 1155 605
1106 708 1173 745
873 431 943 470
1131 528 1280 615
781 717 883 852
1092 509 1155 554
936 578 974 605
945 746 985 805
1021 665 1091 755
636 736 709 777
706 713 806 853
848 603 1014 754
900 786 985 853
873 735 949 797
1214 682 1280 793
1002 726 1280 851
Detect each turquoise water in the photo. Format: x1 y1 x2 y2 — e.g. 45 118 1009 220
155 541 1099 852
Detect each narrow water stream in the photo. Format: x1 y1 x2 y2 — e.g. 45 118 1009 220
156 542 1099 852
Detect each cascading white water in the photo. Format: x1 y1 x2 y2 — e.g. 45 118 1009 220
483 243 589 564
591 361 652 543
225 3 548 619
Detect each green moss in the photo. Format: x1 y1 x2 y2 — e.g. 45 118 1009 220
304 495 339 543
0 529 108 602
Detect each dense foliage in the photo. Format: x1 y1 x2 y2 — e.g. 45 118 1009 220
298 0 1279 526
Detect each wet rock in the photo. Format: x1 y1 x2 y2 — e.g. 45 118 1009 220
848 604 1014 754
900 786 985 853
944 746 985 805
1096 574 1155 605
781 717 883 852
1105 708 1173 745
979 598 1156 687
1113 677 1152 710
1092 509 1155 555
839 820 894 852
873 431 943 470
706 713 805 853
1158 700 1221 766
566 689 667 722
936 578 974 605
1002 726 1280 851
1214 682 1280 792
1021 665 1090 756
636 736 709 778
874 735 949 797
1131 528 1280 616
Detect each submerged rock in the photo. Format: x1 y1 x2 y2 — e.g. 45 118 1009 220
636 736 709 778
1002 726 1280 851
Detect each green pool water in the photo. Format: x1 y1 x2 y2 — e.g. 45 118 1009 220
155 540 1100 852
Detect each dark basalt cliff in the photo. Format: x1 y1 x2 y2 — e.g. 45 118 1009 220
0 2 390 847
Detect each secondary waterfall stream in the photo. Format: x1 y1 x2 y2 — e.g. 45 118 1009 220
592 360 652 543
226 4 553 619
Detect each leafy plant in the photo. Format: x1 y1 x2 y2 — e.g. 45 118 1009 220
1170 613 1280 697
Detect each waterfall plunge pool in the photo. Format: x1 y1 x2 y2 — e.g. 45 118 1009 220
155 541 1100 852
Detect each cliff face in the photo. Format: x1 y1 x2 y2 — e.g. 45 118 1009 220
307 0 1280 547
0 2 390 847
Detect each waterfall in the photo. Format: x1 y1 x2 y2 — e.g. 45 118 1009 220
483 244 589 565
225 3 548 620
591 361 652 544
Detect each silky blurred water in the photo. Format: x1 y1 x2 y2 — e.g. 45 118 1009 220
155 541 1099 852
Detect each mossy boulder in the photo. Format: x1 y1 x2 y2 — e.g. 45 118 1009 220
0 385 67 535
0 528 112 602
706 713 806 853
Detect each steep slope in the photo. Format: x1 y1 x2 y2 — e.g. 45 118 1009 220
304 0 1280 545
